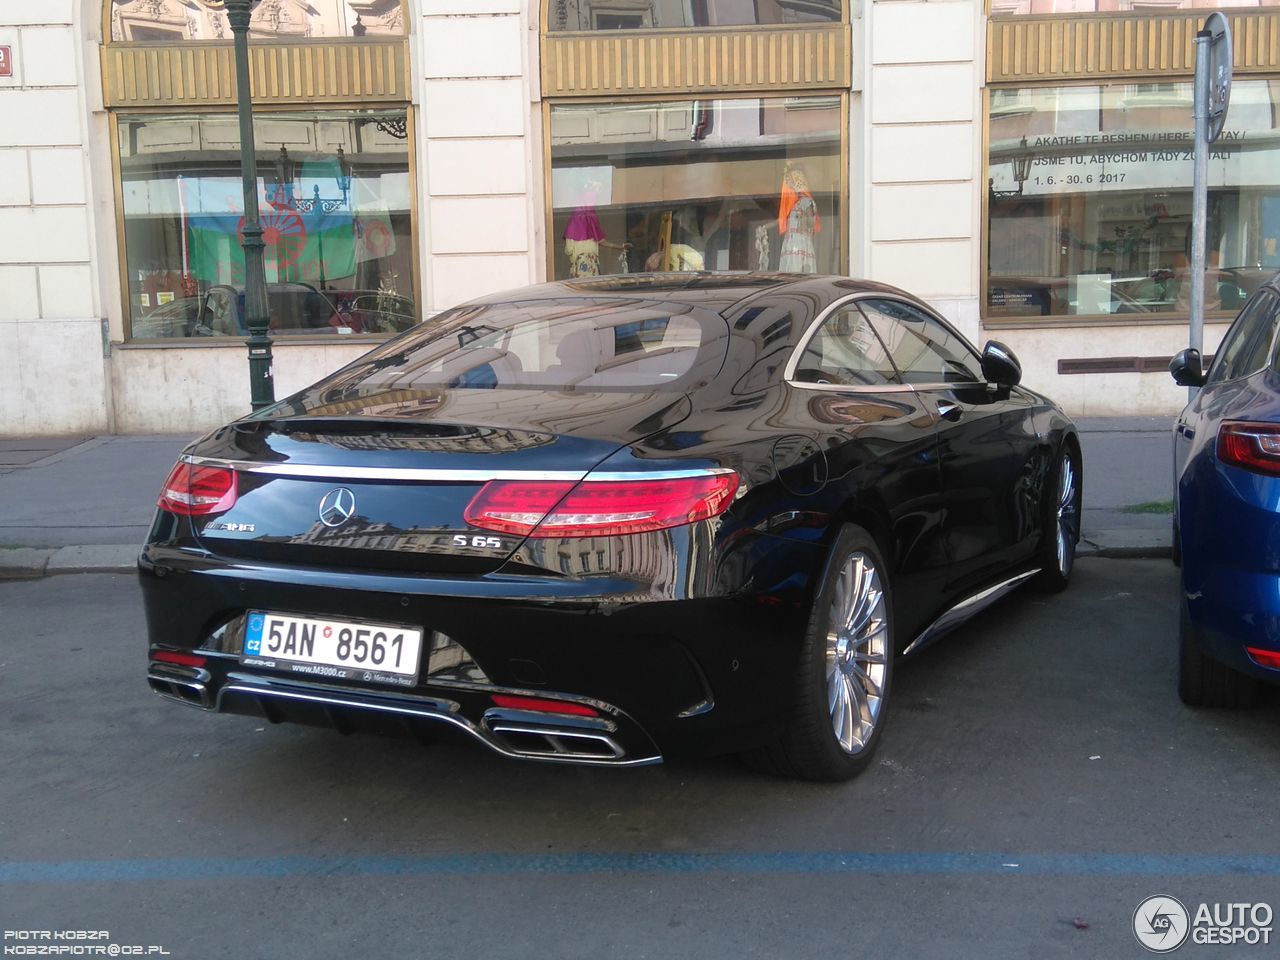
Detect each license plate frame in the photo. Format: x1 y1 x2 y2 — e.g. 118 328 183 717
240 610 424 688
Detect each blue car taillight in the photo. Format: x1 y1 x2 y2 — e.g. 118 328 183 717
1246 647 1280 670
1217 422 1280 477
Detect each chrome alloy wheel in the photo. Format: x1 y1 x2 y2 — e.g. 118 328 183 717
825 552 889 755
1055 453 1079 575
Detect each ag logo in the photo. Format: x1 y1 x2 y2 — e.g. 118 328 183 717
1134 895 1190 953
318 487 357 528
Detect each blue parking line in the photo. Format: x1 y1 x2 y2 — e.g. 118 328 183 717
3 852 1280 885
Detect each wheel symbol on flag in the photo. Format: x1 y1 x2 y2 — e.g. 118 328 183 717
238 210 306 268
359 219 393 259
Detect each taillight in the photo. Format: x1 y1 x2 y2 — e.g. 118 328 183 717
490 694 599 717
1246 647 1280 670
1217 422 1280 477
157 461 238 515
464 472 739 538
151 650 208 668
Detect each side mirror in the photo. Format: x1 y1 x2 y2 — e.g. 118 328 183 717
980 340 1022 387
1169 348 1207 387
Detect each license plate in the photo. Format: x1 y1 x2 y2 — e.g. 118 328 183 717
241 611 423 687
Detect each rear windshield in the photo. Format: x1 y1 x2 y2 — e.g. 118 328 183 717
334 297 728 392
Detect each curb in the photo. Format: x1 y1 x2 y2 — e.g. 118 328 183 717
1078 543 1173 560
1078 528 1173 561
0 544 138 580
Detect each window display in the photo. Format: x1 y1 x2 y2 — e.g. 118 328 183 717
118 110 415 339
549 96 844 281
986 80 1280 320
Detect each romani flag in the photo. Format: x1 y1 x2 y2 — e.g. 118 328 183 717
186 159 356 284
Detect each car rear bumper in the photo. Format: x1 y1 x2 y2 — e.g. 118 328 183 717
147 657 662 765
1185 565 1280 683
140 542 816 763
1179 457 1280 683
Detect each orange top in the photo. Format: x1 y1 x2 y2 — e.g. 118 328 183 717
778 174 822 235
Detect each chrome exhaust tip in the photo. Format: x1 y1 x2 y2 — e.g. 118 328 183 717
487 722 626 761
147 671 211 709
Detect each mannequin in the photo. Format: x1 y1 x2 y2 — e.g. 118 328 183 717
778 162 821 273
563 183 628 278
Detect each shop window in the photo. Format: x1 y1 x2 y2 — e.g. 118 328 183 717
119 110 415 340
985 80 1280 321
547 0 842 31
549 96 844 280
108 0 406 42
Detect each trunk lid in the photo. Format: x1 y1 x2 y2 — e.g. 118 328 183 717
185 388 691 574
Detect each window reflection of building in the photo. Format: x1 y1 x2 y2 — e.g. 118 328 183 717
108 0 406 41
990 0 1280 13
548 0 842 31
283 426 556 454
541 528 678 594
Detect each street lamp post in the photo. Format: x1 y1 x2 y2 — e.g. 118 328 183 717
225 0 274 410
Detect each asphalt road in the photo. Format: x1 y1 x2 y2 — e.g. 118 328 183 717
3 560 1279 959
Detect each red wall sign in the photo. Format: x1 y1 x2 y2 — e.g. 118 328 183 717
0 46 11 79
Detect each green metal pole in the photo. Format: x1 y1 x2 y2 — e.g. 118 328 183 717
226 0 274 410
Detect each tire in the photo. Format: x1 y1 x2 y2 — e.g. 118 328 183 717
1035 443 1081 593
1178 596 1259 708
743 524 894 782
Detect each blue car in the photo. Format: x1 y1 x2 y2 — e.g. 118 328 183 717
1171 270 1280 707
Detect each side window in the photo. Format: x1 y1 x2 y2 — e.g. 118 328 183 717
791 305 900 387
860 299 983 385
1206 292 1280 385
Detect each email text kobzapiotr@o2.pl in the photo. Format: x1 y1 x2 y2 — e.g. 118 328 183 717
4 931 172 956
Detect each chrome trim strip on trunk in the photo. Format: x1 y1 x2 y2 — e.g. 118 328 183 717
180 455 588 483
181 454 737 485
902 568 1041 656
216 683 662 767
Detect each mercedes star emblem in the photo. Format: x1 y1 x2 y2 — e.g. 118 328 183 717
318 487 357 528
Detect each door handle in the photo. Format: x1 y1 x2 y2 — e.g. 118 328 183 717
936 400 962 422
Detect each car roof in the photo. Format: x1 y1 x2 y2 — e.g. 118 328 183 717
468 273 918 316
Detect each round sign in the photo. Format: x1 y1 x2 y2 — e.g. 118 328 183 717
1203 12 1233 144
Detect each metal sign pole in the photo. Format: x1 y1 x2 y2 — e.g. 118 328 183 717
1188 13 1233 401
1188 29 1210 403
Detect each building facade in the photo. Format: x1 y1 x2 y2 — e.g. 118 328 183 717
0 0 1277 435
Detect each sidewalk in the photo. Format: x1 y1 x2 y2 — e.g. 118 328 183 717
0 418 1176 578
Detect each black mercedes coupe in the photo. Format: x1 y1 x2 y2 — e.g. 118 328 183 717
141 273 1081 781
